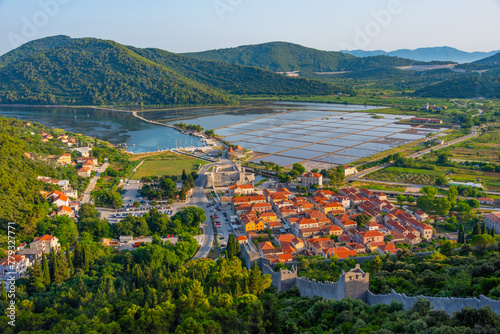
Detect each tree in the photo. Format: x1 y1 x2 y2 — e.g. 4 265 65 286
407 196 415 205
133 201 141 208
448 186 458 204
49 248 59 283
434 197 452 216
42 253 50 286
289 169 300 180
369 256 383 273
355 214 372 228
53 215 79 246
437 153 449 165
226 234 240 259
421 186 438 201
458 225 465 244
481 222 487 235
435 175 449 186
440 240 455 257
181 169 187 181
472 222 481 237
470 234 496 250
397 194 407 205
467 198 480 209
417 196 433 212
292 163 305 174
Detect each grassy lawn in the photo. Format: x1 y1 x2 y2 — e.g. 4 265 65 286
129 151 207 179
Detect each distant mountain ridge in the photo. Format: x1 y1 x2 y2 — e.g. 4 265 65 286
342 46 500 64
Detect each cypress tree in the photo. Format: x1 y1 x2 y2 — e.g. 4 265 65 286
491 227 496 238
66 247 74 276
181 169 187 181
83 246 90 272
73 243 81 269
42 253 51 286
1 280 7 301
472 222 481 236
458 225 465 244
49 249 59 283
481 222 487 235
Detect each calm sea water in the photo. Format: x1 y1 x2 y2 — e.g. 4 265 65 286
0 102 383 153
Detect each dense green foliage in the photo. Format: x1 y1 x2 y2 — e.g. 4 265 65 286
368 247 500 300
130 46 348 96
0 38 232 106
0 35 72 68
0 37 351 106
415 74 500 98
0 118 88 238
184 42 421 73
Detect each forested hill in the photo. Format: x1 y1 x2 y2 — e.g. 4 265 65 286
0 35 72 68
184 41 355 72
129 46 350 96
0 38 232 106
183 41 434 73
414 75 500 98
0 118 84 236
0 36 345 106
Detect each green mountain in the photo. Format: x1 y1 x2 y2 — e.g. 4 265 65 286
414 74 500 98
0 35 72 68
473 52 500 66
0 38 233 105
0 37 344 106
184 41 354 72
183 42 427 73
128 46 348 96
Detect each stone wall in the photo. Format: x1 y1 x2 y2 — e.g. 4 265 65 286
295 275 345 300
242 244 500 315
366 290 500 315
261 263 297 291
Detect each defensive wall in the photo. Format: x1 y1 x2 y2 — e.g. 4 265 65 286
241 243 500 314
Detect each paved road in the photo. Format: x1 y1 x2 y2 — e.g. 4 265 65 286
348 126 478 182
81 159 109 204
191 164 216 260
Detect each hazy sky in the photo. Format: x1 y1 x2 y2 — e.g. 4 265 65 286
1 0 499 55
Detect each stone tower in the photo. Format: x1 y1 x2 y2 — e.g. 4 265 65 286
343 264 370 302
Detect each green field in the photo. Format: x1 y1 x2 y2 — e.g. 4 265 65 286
129 151 207 179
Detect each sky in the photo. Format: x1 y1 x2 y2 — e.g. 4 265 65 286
0 0 499 56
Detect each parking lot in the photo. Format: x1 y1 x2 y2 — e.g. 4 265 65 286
100 181 173 223
209 200 241 249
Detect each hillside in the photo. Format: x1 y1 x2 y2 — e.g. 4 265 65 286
414 74 500 98
0 35 72 68
129 46 347 96
473 52 500 66
184 41 355 72
0 117 83 236
344 46 500 63
184 42 437 74
0 38 233 106
0 37 346 106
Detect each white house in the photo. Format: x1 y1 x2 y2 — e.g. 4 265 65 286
343 166 358 177
301 172 323 187
485 213 500 234
30 235 60 254
0 255 31 279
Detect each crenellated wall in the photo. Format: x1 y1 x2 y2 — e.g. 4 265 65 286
366 290 500 315
241 245 500 315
